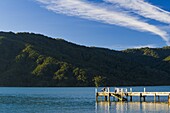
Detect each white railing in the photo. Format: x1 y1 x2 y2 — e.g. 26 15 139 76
115 88 127 93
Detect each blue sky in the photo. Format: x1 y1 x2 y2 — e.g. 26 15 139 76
0 0 170 50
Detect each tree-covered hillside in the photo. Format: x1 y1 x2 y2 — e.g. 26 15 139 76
0 31 170 87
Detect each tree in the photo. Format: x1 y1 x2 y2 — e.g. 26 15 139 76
93 75 105 87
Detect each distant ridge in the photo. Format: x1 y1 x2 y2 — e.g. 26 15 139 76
0 31 170 87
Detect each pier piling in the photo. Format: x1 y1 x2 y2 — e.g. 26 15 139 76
158 96 160 102
108 93 111 102
154 93 156 102
143 96 146 102
168 94 170 103
130 96 132 101
105 96 107 101
140 93 142 102
96 92 98 102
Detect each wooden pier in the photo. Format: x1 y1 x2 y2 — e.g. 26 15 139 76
96 87 170 103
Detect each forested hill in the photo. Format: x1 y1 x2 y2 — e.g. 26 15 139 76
0 31 170 87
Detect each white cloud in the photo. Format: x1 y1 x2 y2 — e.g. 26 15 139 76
36 0 170 45
105 0 170 24
132 44 157 49
107 44 157 50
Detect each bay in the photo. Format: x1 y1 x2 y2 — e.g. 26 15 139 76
0 86 169 113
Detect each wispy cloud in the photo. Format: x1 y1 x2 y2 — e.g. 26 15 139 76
36 0 170 45
105 0 170 24
107 44 157 50
132 44 157 49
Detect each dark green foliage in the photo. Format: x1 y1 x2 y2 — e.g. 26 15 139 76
164 56 170 62
0 31 170 87
93 76 105 87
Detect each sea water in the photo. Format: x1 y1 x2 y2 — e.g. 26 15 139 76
0 86 169 113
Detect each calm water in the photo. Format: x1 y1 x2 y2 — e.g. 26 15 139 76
0 86 170 113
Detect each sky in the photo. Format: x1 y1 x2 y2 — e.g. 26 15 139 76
0 0 170 50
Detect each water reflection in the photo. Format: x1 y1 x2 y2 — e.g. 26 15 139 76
96 101 170 113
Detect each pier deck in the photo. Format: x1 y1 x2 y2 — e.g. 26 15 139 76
96 88 170 103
